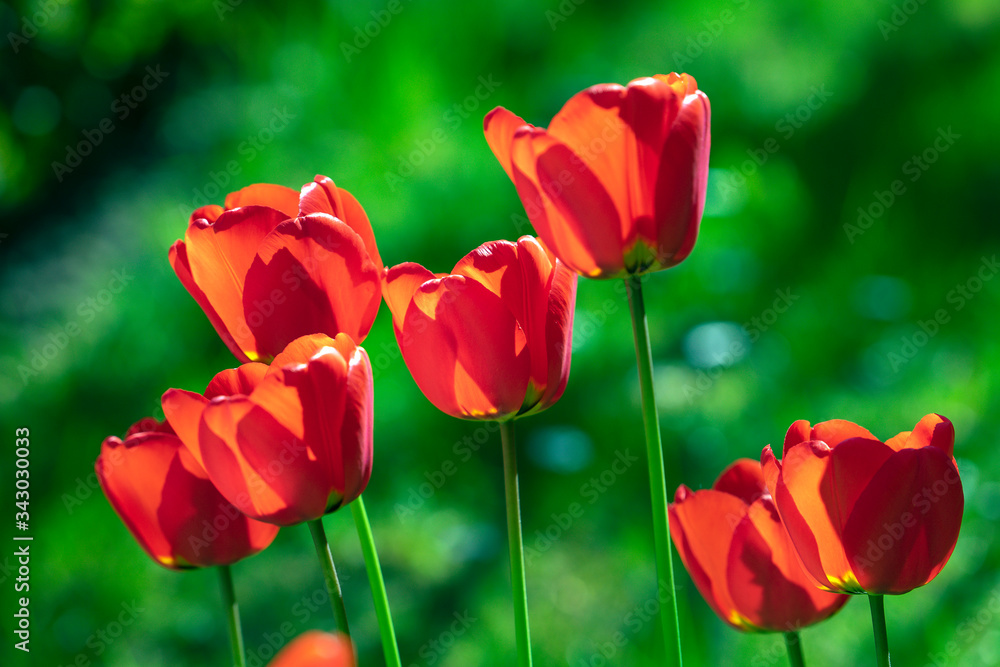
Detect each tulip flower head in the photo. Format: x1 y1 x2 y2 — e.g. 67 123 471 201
268 631 355 667
762 414 964 595
383 236 577 421
170 176 383 363
162 333 374 526
96 417 279 569
484 73 710 278
669 459 849 632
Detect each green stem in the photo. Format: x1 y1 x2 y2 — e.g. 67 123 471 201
625 275 683 667
500 419 533 667
308 518 351 637
351 496 402 667
868 594 891 667
784 631 805 667
218 565 246 667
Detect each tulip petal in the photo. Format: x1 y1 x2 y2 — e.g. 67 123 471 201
158 445 279 566
270 346 356 512
169 240 248 362
511 128 625 277
383 263 437 331
184 206 289 360
484 106 532 182
97 435 178 567
811 419 876 448
534 243 577 410
97 432 277 569
713 458 767 505
161 388 211 468
269 631 355 667
452 240 520 306
224 183 300 218
299 176 383 274
840 447 963 594
268 333 339 373
190 204 224 225
727 498 848 631
242 214 381 356
649 89 710 268
199 398 327 525
898 413 955 457
206 363 269 398
616 77 683 255
669 489 743 627
761 445 781 497
337 345 374 505
398 275 530 419
547 84 632 243
452 238 562 406
768 440 859 592
783 420 813 456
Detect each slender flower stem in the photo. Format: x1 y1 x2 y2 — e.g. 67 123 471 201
783 631 805 667
351 496 402 667
500 419 533 667
308 518 351 637
218 565 246 667
625 275 683 667
868 594 891 667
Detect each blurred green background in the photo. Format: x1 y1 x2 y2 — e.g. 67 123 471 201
2 0 999 665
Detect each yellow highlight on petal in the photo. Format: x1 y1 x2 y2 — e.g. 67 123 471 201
827 571 863 593
728 610 762 632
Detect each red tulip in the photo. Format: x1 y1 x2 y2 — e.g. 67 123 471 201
96 417 278 570
484 73 710 278
762 414 964 595
162 333 373 526
383 236 576 420
269 631 355 667
170 176 383 363
669 459 848 631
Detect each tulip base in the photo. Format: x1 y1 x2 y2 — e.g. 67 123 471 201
500 419 533 667
783 631 805 667
308 519 351 637
868 594 891 667
351 496 402 667
625 275 683 666
218 565 246 667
